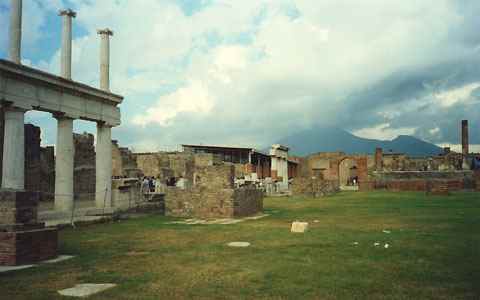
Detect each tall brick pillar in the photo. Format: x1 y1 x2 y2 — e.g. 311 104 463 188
375 148 383 171
0 107 4 186
462 120 469 170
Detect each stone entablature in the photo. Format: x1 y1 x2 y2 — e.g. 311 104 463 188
0 59 122 126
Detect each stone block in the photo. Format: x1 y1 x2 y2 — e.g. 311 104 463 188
0 190 39 225
291 222 309 233
0 227 58 266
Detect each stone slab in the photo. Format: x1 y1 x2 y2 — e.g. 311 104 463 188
0 255 74 273
43 255 75 264
0 264 35 273
58 283 117 298
227 242 250 248
291 221 309 233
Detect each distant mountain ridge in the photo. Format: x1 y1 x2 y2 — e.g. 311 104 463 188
274 126 443 157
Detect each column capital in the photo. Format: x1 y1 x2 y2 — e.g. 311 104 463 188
97 28 114 36
52 112 75 120
58 9 76 18
2 105 27 113
96 121 114 128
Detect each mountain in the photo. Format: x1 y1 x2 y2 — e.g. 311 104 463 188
274 126 443 157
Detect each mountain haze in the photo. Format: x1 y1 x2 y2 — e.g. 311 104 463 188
275 127 443 157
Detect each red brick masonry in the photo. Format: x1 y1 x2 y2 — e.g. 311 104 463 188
0 190 58 266
0 227 58 266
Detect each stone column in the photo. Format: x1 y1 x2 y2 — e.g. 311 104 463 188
375 147 383 171
9 0 22 64
95 123 112 209
58 9 76 80
1 107 25 189
97 29 113 91
54 116 74 212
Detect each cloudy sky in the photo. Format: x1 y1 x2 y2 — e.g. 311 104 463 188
1 0 479 152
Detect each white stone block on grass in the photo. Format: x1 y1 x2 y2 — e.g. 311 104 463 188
291 221 309 233
58 283 117 298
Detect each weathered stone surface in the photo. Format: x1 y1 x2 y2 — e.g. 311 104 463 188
291 177 338 198
58 283 117 298
0 190 39 225
291 221 309 233
227 242 250 247
0 227 58 266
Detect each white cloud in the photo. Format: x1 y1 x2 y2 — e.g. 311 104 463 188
353 123 417 140
435 82 480 107
132 80 214 127
11 0 479 148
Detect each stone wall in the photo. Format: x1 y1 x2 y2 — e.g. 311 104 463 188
364 171 474 192
165 186 263 218
24 124 42 192
73 133 96 199
112 141 140 178
194 164 234 190
291 177 339 197
0 107 3 186
165 164 263 218
135 152 195 184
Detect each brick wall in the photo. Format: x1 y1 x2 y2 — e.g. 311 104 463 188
0 228 58 266
0 191 39 225
74 133 96 198
291 177 339 197
165 164 263 219
0 107 3 187
0 190 58 266
233 187 263 217
195 164 234 189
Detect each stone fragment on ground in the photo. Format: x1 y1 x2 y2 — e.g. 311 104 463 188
291 221 309 233
227 242 251 247
58 283 117 298
382 230 391 234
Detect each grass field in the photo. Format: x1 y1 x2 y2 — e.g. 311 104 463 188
1 191 480 299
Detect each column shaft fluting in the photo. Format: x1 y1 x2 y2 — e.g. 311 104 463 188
9 0 22 64
1 108 25 189
95 124 112 209
54 117 74 211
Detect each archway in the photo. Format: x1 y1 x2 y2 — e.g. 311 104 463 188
339 158 358 190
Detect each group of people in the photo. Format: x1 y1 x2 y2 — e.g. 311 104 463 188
141 176 157 194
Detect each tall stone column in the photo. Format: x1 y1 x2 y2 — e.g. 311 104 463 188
54 116 74 212
95 123 112 209
1 107 25 189
9 0 22 64
58 9 76 80
97 29 113 91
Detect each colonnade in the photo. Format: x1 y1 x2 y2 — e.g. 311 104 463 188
1 0 117 212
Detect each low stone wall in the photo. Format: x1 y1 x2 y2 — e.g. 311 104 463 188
233 188 263 217
367 171 475 192
291 177 339 197
165 186 263 219
362 178 466 192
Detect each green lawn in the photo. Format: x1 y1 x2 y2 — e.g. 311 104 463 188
2 191 480 299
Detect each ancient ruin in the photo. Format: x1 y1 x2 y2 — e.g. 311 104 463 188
0 0 121 265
